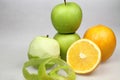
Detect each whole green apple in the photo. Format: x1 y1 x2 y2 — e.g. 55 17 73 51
28 36 60 60
54 33 80 61
51 2 82 33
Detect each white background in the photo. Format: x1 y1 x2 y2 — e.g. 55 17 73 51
0 0 120 80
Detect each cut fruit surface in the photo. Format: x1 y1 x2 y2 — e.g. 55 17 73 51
67 39 101 74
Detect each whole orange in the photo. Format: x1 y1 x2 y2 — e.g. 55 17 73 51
83 24 116 62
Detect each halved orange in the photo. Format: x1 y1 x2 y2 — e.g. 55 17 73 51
67 39 101 74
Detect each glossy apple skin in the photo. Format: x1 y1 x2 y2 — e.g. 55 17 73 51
54 33 80 61
51 2 82 33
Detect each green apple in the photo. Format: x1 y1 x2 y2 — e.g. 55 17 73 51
54 33 80 61
28 36 60 60
51 2 82 33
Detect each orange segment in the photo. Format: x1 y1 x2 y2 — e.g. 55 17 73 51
67 39 101 74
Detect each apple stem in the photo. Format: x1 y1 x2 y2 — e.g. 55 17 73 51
46 35 49 38
64 0 66 5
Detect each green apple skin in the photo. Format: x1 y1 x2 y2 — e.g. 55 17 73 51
51 2 82 33
54 33 80 61
28 36 60 60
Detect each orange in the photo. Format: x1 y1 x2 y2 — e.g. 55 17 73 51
83 24 116 62
67 39 101 74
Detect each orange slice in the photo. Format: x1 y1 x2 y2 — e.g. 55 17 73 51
67 39 101 74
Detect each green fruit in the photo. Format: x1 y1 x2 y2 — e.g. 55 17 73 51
23 58 76 80
51 2 82 33
54 33 80 61
28 36 60 60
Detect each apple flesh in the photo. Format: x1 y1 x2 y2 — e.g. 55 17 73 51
28 36 60 60
54 33 80 61
51 2 82 33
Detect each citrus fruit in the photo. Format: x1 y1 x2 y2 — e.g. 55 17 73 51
83 24 116 62
67 39 101 74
